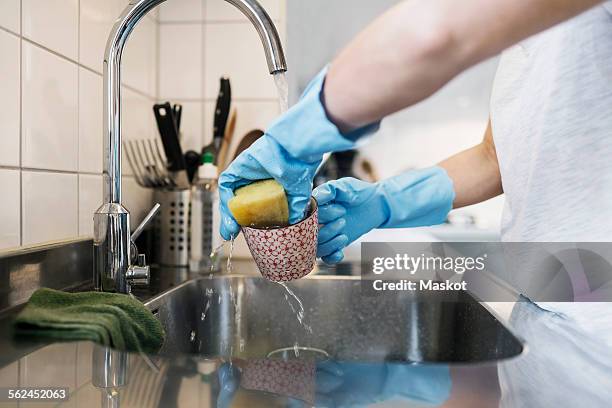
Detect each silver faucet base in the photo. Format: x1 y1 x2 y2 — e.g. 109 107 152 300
94 204 131 293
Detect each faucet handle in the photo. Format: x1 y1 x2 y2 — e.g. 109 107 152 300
131 203 161 242
126 263 150 287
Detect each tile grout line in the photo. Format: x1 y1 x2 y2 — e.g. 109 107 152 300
20 37 157 101
158 19 282 25
201 6 207 145
19 0 23 248
76 0 81 235
0 24 19 38
0 165 140 180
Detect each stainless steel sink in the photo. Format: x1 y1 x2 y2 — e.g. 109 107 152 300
145 275 523 363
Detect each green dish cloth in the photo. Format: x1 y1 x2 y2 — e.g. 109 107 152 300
14 288 165 354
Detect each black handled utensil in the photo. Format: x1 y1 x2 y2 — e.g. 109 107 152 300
153 102 190 188
213 78 231 153
173 104 182 133
184 150 201 184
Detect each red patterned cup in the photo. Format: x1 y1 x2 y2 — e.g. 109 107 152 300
241 358 316 405
242 198 318 282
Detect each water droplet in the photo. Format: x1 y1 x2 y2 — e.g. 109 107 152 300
189 330 196 342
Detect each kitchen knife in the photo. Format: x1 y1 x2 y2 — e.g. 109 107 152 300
213 78 231 153
153 102 190 189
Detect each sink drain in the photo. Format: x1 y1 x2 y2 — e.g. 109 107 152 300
267 346 330 361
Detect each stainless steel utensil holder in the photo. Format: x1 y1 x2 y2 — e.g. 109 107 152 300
153 189 191 267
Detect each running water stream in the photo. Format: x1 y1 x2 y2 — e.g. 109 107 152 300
272 72 313 338
273 72 289 113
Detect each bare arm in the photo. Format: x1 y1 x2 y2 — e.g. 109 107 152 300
324 0 602 131
438 120 502 208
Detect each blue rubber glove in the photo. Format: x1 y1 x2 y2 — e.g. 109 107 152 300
218 68 379 240
314 361 451 407
313 167 455 264
216 363 241 408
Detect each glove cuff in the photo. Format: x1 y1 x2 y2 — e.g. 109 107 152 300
379 166 455 228
267 67 379 163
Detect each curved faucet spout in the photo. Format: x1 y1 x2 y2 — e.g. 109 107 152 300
225 0 287 74
95 0 287 293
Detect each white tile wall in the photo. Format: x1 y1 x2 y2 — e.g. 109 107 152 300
158 23 203 99
204 22 278 99
1 0 287 251
78 174 102 236
22 171 78 245
123 87 155 141
0 169 20 249
159 0 204 22
78 68 103 173
22 0 79 60
79 0 122 73
205 0 281 21
22 41 79 171
123 16 158 96
123 176 154 230
175 101 205 151
0 0 160 251
0 30 20 167
0 0 20 33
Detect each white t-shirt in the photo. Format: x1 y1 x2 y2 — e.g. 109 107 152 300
491 2 612 242
491 4 612 406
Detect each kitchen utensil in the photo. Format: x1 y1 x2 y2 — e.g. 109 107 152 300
242 198 318 282
124 139 174 188
147 138 175 187
217 108 237 172
232 129 264 161
184 150 201 183
124 140 148 187
153 102 190 189
173 103 182 133
152 189 191 267
201 78 232 162
213 78 231 153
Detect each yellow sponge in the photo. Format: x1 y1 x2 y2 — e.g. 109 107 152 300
228 179 289 228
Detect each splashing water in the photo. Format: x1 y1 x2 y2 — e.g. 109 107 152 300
226 236 235 274
200 302 209 321
276 281 312 334
209 241 225 273
273 72 289 113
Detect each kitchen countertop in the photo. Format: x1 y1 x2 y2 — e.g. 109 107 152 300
0 259 608 407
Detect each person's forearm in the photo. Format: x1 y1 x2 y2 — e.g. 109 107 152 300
324 0 602 132
438 120 502 208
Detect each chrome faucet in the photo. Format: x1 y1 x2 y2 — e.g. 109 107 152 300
94 0 287 293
